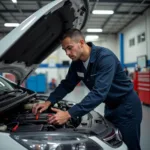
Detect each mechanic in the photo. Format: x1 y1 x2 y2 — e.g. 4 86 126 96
32 29 142 150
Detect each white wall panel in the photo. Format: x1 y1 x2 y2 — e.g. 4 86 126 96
121 8 150 64
91 34 118 57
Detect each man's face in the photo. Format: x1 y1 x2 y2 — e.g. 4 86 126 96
61 37 83 61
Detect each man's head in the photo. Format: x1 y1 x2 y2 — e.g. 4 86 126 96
61 29 89 61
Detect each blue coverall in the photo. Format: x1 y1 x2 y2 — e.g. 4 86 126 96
48 42 142 150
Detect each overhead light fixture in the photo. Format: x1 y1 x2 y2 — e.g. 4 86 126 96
92 10 114 15
12 0 17 3
85 35 99 41
4 23 20 27
87 28 103 32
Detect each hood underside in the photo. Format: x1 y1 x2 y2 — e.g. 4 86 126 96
0 0 89 84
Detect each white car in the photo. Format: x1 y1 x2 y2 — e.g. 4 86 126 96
0 0 127 150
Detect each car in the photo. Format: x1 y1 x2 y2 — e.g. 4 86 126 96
0 0 127 150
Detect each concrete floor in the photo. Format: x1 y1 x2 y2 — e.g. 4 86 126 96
48 85 150 150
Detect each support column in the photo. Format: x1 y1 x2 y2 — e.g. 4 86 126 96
119 33 124 66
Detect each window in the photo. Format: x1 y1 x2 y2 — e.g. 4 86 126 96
129 38 135 47
137 32 145 43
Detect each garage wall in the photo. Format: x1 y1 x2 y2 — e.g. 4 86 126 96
35 47 70 84
55 46 71 84
35 50 59 83
93 34 118 57
123 16 146 64
146 8 150 61
120 8 150 71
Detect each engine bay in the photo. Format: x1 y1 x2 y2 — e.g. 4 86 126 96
0 88 123 148
0 89 111 135
0 90 83 132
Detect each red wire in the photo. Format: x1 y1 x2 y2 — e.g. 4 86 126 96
12 123 19 132
36 113 40 120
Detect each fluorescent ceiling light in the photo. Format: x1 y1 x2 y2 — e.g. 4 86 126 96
87 28 103 32
85 35 99 41
92 10 114 15
4 23 20 27
12 0 17 3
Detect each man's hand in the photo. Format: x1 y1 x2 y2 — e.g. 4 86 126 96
47 108 71 125
32 101 51 115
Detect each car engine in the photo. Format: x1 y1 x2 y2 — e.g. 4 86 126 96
0 90 83 132
0 89 111 133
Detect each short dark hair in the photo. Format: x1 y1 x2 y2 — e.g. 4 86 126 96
61 28 85 41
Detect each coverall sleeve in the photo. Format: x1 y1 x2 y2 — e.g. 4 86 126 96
68 55 117 118
47 63 81 104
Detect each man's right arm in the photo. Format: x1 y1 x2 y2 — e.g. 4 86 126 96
47 62 81 104
32 62 81 114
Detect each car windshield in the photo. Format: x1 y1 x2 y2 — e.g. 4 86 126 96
0 77 14 93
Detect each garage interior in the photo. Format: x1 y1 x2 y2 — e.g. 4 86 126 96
0 0 150 150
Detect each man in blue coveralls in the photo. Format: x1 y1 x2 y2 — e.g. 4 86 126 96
32 29 142 150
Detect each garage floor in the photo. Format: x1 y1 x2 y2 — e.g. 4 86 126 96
48 85 150 150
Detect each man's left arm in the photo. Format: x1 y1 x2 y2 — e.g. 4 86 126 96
68 54 117 118
48 54 117 125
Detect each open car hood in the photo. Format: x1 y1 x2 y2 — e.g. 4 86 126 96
0 0 89 85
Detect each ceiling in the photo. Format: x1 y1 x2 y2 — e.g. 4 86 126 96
0 0 150 36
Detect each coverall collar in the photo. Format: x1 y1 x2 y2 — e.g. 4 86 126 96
87 42 97 63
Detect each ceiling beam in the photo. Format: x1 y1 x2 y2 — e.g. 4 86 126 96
0 1 20 22
36 0 42 8
119 5 150 32
89 0 150 4
1 0 150 3
0 0 57 1
0 31 10 35
116 11 142 15
90 0 99 13
102 3 121 29
0 13 9 22
13 3 26 18
0 9 36 13
86 0 99 29
83 31 116 35
0 9 144 15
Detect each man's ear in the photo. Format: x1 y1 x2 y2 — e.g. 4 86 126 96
79 39 85 47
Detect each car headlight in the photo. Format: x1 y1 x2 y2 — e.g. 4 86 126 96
11 132 102 150
100 128 123 148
